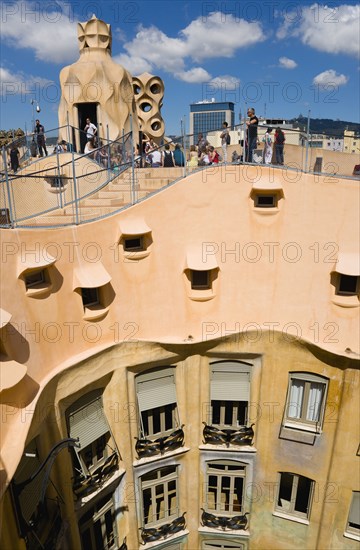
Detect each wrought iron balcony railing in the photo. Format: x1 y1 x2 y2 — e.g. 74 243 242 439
73 451 119 498
202 423 255 447
140 512 186 544
201 509 249 531
135 425 185 459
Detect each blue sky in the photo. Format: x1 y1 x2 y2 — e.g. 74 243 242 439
0 0 359 135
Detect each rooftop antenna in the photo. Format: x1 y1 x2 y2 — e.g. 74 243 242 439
264 102 266 119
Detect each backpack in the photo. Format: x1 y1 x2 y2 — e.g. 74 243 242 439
277 132 285 144
163 150 174 167
226 133 231 145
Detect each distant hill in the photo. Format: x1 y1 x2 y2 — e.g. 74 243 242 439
289 117 360 136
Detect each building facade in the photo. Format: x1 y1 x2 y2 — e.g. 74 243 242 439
189 100 235 144
0 164 359 550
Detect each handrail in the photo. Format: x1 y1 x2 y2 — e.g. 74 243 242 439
1 122 358 229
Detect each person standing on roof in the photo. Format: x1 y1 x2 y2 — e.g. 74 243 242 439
245 108 258 163
34 119 48 157
84 118 97 141
220 121 230 163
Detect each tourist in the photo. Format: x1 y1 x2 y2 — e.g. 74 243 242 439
220 121 229 163
262 128 273 164
149 147 162 167
34 119 47 157
9 145 20 173
274 128 285 165
162 143 175 167
197 133 209 156
84 118 97 142
208 146 220 164
187 145 199 167
199 146 211 166
53 140 67 154
173 143 185 166
84 138 97 159
245 108 258 163
232 150 241 163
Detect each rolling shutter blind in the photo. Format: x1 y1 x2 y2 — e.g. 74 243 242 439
349 492 360 525
68 393 109 450
211 362 250 402
290 372 327 384
137 369 177 411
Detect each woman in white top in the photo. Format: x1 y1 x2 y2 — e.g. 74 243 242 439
262 128 273 164
84 138 96 159
150 149 162 167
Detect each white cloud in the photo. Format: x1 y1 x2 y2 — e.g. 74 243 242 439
180 12 266 61
116 12 265 83
0 67 53 95
113 54 153 76
0 0 79 63
209 75 241 88
279 57 297 69
175 68 212 84
313 69 349 87
276 4 360 58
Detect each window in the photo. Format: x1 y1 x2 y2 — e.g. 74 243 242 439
255 194 277 208
79 493 118 550
25 269 46 289
136 368 179 438
337 274 359 296
345 492 360 538
124 236 143 251
210 361 251 428
275 473 314 519
191 270 210 289
141 466 179 527
0 336 8 360
284 373 328 432
49 176 64 188
206 461 246 515
67 390 117 478
203 541 246 550
81 287 100 308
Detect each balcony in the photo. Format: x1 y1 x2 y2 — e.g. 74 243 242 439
73 451 119 498
202 423 254 447
201 509 249 531
140 512 187 544
135 426 185 459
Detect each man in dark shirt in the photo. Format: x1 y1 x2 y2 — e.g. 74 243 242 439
245 107 258 163
34 119 48 157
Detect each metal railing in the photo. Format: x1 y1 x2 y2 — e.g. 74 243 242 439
1 122 358 229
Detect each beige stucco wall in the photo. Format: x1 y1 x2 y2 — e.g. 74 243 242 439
1 336 358 549
0 164 359 549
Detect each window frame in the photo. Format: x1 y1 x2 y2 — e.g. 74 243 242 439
136 367 180 439
191 269 211 290
123 235 144 252
254 193 277 208
284 372 328 433
205 461 246 516
140 466 179 528
66 390 116 479
275 472 314 520
78 433 114 476
337 274 359 296
79 493 118 550
210 361 251 429
81 287 100 308
202 541 246 550
345 491 360 538
24 269 46 289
